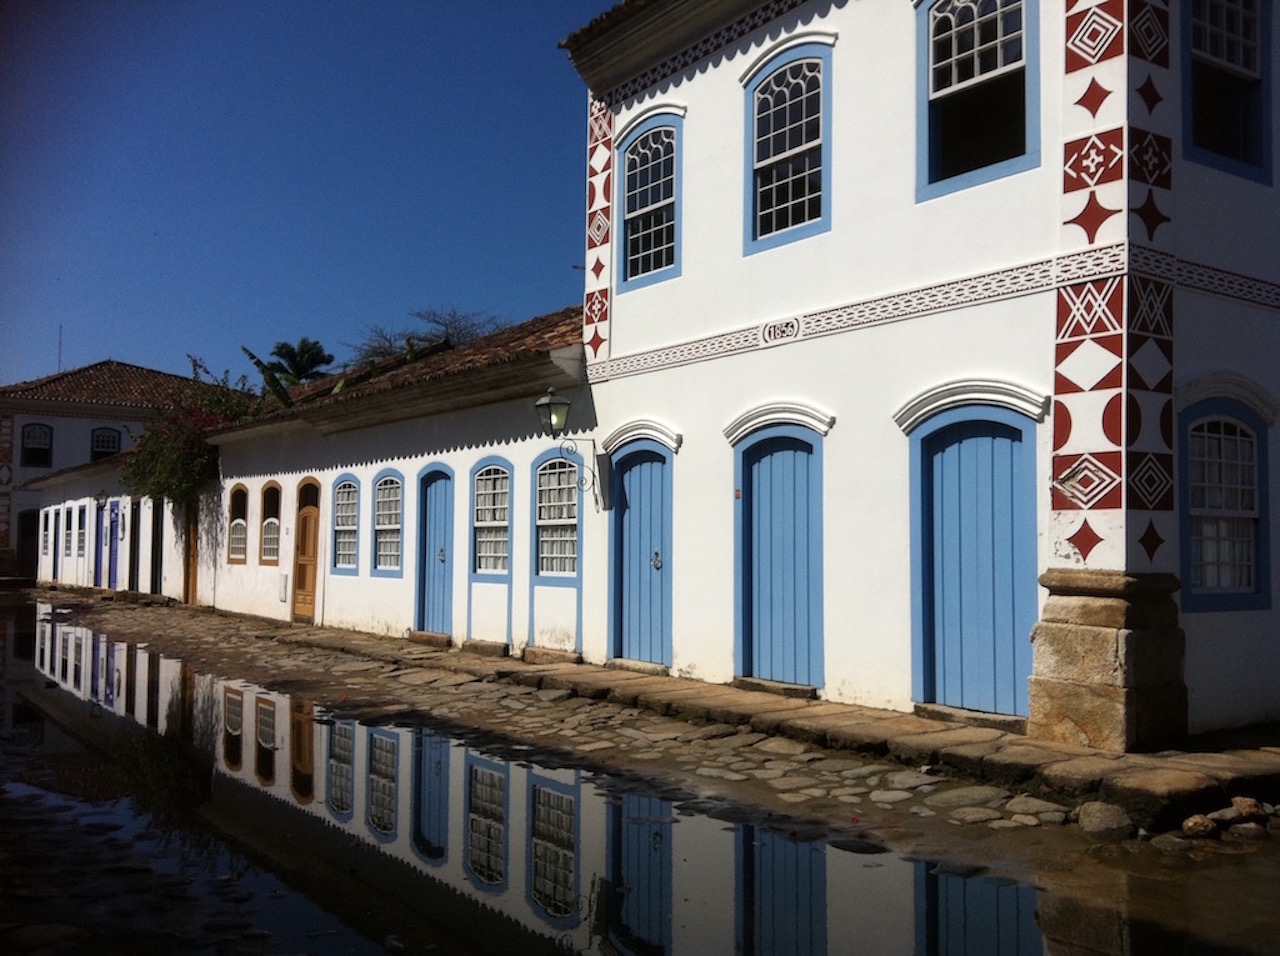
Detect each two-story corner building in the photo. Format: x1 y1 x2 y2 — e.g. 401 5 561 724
1 360 195 581
563 0 1280 749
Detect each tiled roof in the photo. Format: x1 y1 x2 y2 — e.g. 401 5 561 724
0 360 196 410
560 0 646 48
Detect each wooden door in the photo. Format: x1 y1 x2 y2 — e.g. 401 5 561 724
614 444 673 665
292 504 319 623
182 501 198 603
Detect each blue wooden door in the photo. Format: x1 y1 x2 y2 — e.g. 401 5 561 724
923 417 1035 716
915 862 1042 955
742 434 823 686
737 827 827 956
610 794 672 954
93 509 104 587
418 472 452 634
614 446 672 665
413 729 450 863
107 502 120 590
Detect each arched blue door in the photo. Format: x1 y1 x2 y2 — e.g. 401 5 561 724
737 427 823 687
915 408 1036 716
417 470 453 635
612 442 673 665
107 502 121 589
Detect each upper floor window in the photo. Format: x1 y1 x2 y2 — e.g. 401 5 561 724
90 427 121 461
473 464 511 574
21 423 52 468
536 459 578 576
333 478 359 571
619 113 683 289
1180 398 1271 611
918 0 1040 199
1185 0 1272 180
228 486 248 563
261 484 281 565
373 473 402 573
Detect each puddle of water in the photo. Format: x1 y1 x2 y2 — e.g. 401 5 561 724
5 601 1279 954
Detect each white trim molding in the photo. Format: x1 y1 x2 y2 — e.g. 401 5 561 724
602 419 684 454
738 30 838 86
723 401 836 445
616 103 689 143
1177 371 1280 425
893 379 1050 434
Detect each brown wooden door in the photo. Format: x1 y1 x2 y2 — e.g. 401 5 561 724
183 501 199 604
292 505 319 623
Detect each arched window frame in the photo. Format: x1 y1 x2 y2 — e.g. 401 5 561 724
617 109 684 290
260 482 281 565
916 0 1041 200
21 423 53 468
366 728 400 842
371 469 404 578
471 458 513 580
332 475 360 575
531 451 583 582
90 427 121 461
1179 397 1271 611
742 39 834 255
227 485 248 564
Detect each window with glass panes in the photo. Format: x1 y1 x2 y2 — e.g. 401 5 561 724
76 506 86 556
468 765 506 884
223 689 243 770
368 734 397 834
63 509 72 556
1188 417 1258 591
531 786 575 917
1189 0 1266 166
536 460 578 574
90 427 120 461
753 59 823 239
474 466 510 572
374 477 402 570
228 487 248 562
261 485 280 564
624 126 677 278
328 722 354 814
334 481 358 569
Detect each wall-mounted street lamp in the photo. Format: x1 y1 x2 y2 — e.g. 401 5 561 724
93 490 108 509
535 387 601 510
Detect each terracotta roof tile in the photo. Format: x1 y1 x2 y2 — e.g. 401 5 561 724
0 360 196 409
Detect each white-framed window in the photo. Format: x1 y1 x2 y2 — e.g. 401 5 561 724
21 423 52 468
624 125 677 279
530 786 575 918
328 722 355 815
374 475 402 572
256 698 276 785
228 486 248 563
1186 0 1270 176
63 509 73 556
90 427 121 461
260 484 281 564
223 688 243 771
474 465 510 573
41 511 49 555
536 459 578 575
368 733 397 835
753 58 824 240
333 479 358 570
468 764 506 885
76 506 86 557
1188 418 1257 591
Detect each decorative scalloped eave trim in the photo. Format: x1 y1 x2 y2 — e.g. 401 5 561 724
722 401 836 445
1176 371 1280 425
601 419 684 454
893 379 1050 434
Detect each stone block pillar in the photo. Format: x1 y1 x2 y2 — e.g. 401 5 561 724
1028 569 1186 752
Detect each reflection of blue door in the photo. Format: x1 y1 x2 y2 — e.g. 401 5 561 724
108 502 120 590
417 471 453 634
915 863 1041 955
93 509 104 587
609 794 672 954
739 429 823 686
613 444 672 665
919 410 1035 716
737 827 827 956
412 730 450 864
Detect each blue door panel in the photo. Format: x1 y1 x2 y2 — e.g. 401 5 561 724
615 448 672 666
419 473 453 634
413 729 449 863
108 502 120 590
738 827 827 956
611 793 672 952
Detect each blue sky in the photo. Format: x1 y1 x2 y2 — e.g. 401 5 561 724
0 0 614 385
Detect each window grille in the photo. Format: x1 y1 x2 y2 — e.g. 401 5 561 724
64 510 72 556
531 787 575 917
328 723 354 813
257 699 275 749
334 481 358 569
76 506 86 557
474 466 510 572
1192 0 1260 76
930 0 1025 97
261 486 281 563
753 59 823 238
375 477 402 570
536 460 578 574
368 734 397 834
90 427 121 461
228 488 248 562
42 512 49 554
223 689 243 770
468 766 506 884
1189 418 1257 590
21 423 52 468
624 127 676 278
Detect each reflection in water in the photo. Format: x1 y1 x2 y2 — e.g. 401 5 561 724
31 604 1045 955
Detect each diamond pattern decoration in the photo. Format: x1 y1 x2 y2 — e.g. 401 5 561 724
1130 1 1170 67
1129 128 1172 188
1129 336 1173 391
1133 188 1171 241
1128 453 1174 510
1138 519 1166 561
586 326 607 358
1136 74 1163 115
1058 278 1124 339
590 257 605 280
1129 276 1173 336
1064 129 1126 191
587 209 611 249
1066 190 1123 244
1053 452 1124 510
1068 519 1105 560
0 463 10 486
1074 78 1112 118
584 288 608 326
1066 1 1125 72
1056 336 1124 393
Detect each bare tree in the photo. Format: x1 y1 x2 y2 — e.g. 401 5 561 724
344 307 503 364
